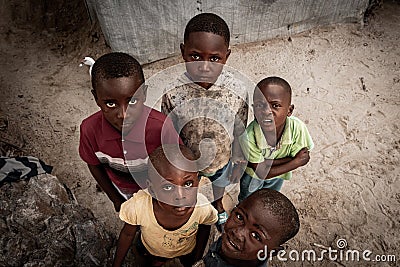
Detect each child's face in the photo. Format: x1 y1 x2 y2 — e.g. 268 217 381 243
253 83 293 136
180 31 230 89
221 198 282 262
149 161 199 217
93 76 145 133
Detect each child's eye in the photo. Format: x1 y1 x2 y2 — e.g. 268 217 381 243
272 103 280 108
251 232 262 241
191 55 201 60
129 98 138 105
184 181 194 187
234 211 243 222
253 103 265 109
106 102 116 108
210 56 220 62
162 184 174 191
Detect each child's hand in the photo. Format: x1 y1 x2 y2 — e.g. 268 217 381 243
228 159 247 183
294 147 310 167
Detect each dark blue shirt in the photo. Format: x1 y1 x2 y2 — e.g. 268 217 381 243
203 237 268 267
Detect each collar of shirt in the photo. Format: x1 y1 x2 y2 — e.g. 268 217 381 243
208 237 228 264
180 70 234 91
208 237 267 267
254 117 293 150
101 106 152 142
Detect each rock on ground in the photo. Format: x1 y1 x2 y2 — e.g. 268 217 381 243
0 174 115 267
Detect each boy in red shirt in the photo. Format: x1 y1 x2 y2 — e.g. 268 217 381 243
79 52 181 211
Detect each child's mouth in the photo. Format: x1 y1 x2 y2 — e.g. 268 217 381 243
260 118 274 125
226 234 241 251
229 239 240 250
173 206 190 213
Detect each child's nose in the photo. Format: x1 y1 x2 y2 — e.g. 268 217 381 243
232 227 246 243
264 103 272 114
117 105 128 119
174 186 187 201
197 61 211 72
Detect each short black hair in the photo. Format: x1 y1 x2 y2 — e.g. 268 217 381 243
184 13 230 46
148 144 197 179
256 76 292 102
247 188 300 245
91 52 144 91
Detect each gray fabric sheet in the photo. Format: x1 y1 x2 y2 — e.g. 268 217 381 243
85 0 370 64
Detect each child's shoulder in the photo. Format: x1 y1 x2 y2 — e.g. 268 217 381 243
196 192 212 206
247 119 259 128
194 193 217 214
120 190 152 224
244 120 260 134
162 72 191 94
196 193 218 213
80 111 104 135
145 105 169 123
217 69 248 97
287 115 309 129
286 116 313 147
124 189 150 207
81 110 102 125
145 106 177 132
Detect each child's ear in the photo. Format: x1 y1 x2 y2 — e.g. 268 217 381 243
142 84 147 102
288 104 294 116
180 43 185 57
226 48 231 60
146 180 154 195
91 89 98 101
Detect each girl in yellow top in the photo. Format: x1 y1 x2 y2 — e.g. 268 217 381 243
113 144 218 267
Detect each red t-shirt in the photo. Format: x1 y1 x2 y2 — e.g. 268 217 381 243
79 106 182 193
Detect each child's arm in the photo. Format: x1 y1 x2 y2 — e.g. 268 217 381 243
262 157 293 166
87 164 126 212
112 223 138 267
229 137 247 183
230 95 249 182
249 147 310 179
188 224 212 264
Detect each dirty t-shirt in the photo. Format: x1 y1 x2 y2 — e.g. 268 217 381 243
119 189 218 258
162 71 249 175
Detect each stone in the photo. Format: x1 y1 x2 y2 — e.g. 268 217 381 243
0 174 115 266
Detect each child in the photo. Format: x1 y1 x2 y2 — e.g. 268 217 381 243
238 76 314 201
204 188 300 267
112 144 218 267
162 13 249 228
79 52 181 212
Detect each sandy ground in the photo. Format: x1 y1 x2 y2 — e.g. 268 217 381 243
1 1 399 266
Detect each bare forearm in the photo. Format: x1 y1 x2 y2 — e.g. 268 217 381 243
87 164 125 209
232 137 244 161
193 224 211 261
264 160 300 178
251 148 310 180
113 224 137 267
271 157 293 166
251 159 300 179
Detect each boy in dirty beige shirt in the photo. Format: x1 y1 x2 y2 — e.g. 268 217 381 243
162 13 248 229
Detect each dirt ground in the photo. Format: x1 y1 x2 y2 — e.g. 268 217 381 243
1 1 399 266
